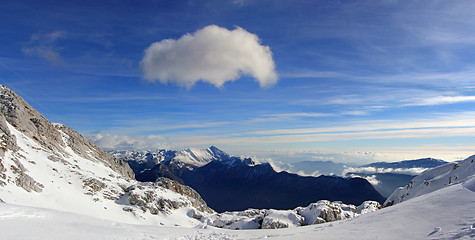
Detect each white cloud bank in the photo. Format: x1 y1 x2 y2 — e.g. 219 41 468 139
347 174 380 186
88 133 168 150
342 166 428 176
140 25 278 88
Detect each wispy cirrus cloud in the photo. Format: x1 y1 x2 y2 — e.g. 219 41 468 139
264 112 333 118
244 112 333 124
280 70 349 79
205 128 475 147
394 1 475 46
22 31 66 65
404 96 475 106
245 113 475 136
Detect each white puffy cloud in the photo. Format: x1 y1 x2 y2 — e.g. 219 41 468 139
140 25 278 88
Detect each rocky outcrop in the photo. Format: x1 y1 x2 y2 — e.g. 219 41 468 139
0 86 64 154
123 180 215 216
203 200 381 230
261 210 305 229
155 177 214 213
10 158 44 192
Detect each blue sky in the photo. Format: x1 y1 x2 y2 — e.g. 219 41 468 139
2 0 475 163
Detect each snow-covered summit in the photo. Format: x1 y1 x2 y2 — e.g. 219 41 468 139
171 146 227 169
111 146 254 171
384 155 475 206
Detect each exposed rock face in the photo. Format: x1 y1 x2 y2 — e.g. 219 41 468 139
155 177 214 213
11 158 44 192
124 180 215 216
0 85 134 180
1 86 64 155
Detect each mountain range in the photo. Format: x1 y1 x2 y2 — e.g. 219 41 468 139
111 147 385 212
114 147 449 202
1 84 474 239
363 158 448 169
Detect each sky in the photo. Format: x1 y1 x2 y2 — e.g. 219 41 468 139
1 0 475 164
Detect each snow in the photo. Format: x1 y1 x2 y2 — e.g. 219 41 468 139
261 209 304 229
172 148 215 168
1 126 474 239
296 200 357 225
2 123 474 239
462 176 475 192
1 179 474 239
111 146 248 170
0 121 207 227
385 155 475 206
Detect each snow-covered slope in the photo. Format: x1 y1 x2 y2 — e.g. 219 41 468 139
384 155 475 206
1 167 474 239
0 85 214 226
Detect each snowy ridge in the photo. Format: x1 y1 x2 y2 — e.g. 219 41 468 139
111 146 241 170
0 85 214 226
171 147 222 169
0 121 211 226
384 155 475 206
